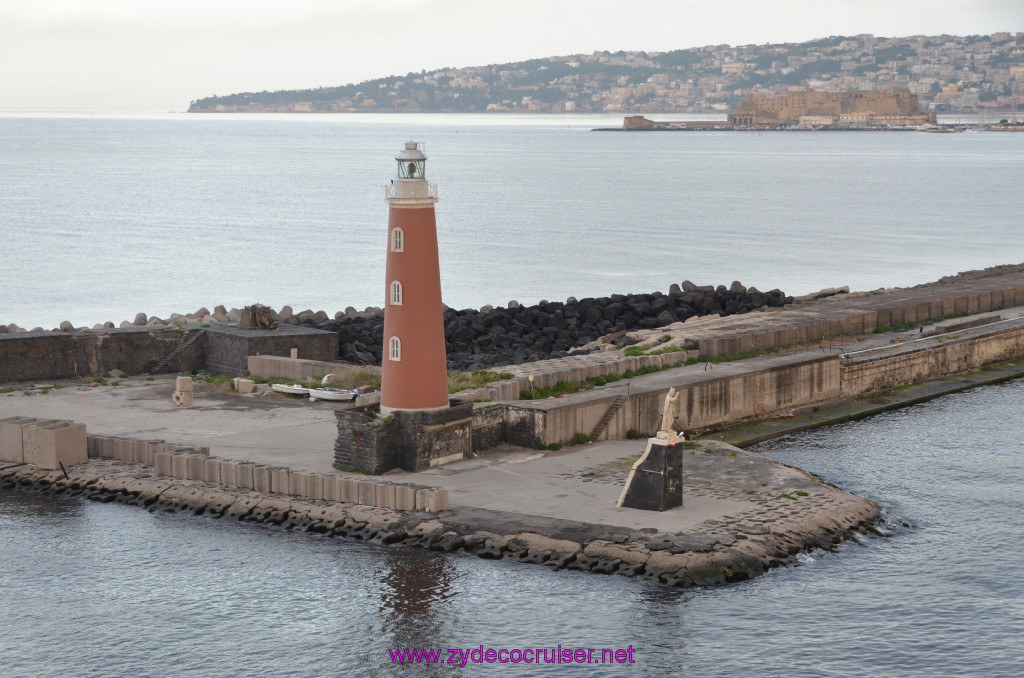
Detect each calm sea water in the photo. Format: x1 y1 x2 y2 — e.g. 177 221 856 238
2 378 1022 676
1 112 1022 329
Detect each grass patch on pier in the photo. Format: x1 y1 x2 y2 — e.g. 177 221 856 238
518 363 682 400
447 369 514 394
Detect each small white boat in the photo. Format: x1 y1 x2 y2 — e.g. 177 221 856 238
308 387 356 402
271 383 310 397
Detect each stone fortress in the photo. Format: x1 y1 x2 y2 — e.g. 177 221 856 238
728 89 937 128
623 88 938 130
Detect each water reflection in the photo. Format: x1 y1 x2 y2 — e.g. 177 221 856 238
0 488 85 524
372 546 458 674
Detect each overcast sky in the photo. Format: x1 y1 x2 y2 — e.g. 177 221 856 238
1 0 1021 110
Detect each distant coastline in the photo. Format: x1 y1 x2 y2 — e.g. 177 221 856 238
187 32 1024 117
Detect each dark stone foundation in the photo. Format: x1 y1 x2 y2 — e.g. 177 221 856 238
335 401 473 474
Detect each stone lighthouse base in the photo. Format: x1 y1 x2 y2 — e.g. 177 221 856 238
334 401 473 474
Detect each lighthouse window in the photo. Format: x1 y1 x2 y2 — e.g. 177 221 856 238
391 227 404 252
390 281 403 305
389 336 401 361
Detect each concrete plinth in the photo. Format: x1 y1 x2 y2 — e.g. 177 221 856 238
618 438 684 511
1 417 54 463
23 422 87 470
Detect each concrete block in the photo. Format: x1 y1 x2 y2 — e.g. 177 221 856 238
358 479 376 506
382 483 398 509
430 489 449 512
218 459 236 486
252 465 272 493
374 483 387 508
99 436 119 459
304 473 324 501
235 462 256 490
141 440 163 466
154 452 174 477
415 488 430 511
171 453 189 479
396 485 417 511
288 471 306 496
132 440 151 464
335 476 353 503
204 457 221 485
321 475 338 502
116 438 134 462
86 434 104 458
175 376 194 392
23 422 87 470
173 391 194 407
334 477 353 503
236 379 255 394
335 477 356 503
953 296 968 316
186 454 205 480
1 417 51 463
271 467 290 494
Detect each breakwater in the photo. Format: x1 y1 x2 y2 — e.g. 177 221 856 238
320 282 791 370
0 281 790 381
1 438 880 588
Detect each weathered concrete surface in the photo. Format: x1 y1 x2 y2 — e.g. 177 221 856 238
840 321 1024 395
714 356 1024 448
0 323 336 383
0 377 340 474
512 352 840 446
476 304 1024 446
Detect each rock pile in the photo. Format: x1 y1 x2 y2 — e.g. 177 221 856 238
303 281 792 370
1 304 380 335
2 281 792 371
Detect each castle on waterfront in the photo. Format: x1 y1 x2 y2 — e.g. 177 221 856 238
727 89 936 128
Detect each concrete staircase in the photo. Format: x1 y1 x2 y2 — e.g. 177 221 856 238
149 328 206 374
590 395 627 441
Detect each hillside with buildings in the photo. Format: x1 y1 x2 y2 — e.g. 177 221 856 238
189 33 1024 115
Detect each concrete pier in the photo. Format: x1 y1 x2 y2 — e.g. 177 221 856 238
6 265 1024 585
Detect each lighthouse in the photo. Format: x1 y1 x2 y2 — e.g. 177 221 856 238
380 142 450 415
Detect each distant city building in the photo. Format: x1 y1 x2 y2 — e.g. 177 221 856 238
728 89 937 127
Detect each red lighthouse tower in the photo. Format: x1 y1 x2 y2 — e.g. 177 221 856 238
380 142 450 415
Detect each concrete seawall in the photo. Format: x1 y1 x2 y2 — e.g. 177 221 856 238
0 324 336 382
840 323 1024 396
699 276 1024 357
536 354 839 446
457 269 1024 448
498 317 1024 447
82 433 448 512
